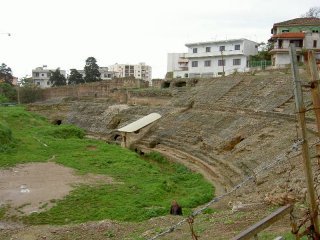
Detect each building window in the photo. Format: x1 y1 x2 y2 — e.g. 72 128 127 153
36 82 40 85
219 46 225 51
206 47 211 52
34 73 39 77
191 61 198 67
234 44 240 50
314 40 317 48
218 60 225 66
204 60 211 67
41 73 45 77
193 48 197 53
47 73 51 77
233 59 241 65
47 81 50 85
282 29 289 32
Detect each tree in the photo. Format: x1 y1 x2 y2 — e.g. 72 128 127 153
0 83 16 102
84 57 101 83
20 76 34 87
301 7 320 17
68 69 84 85
0 63 13 85
250 42 272 61
49 68 67 87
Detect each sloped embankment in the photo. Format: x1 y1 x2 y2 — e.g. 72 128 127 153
28 73 314 204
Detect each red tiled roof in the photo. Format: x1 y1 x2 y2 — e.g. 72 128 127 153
272 32 305 39
274 17 320 27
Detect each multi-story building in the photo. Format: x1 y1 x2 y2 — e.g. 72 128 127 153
185 39 258 78
167 53 189 78
99 67 114 80
32 66 66 88
109 63 152 83
269 17 320 67
167 38 258 78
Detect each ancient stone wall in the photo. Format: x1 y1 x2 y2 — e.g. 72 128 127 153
41 79 149 101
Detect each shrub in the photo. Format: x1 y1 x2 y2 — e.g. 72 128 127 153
0 94 9 103
45 125 85 139
0 122 15 152
0 83 16 102
19 86 43 103
145 152 169 164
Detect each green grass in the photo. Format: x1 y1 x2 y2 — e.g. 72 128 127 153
0 106 214 224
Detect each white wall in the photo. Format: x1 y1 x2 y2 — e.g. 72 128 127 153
167 53 185 72
187 56 248 76
243 40 259 56
304 33 320 49
275 53 290 66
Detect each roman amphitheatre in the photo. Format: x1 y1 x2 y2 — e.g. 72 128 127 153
1 69 320 239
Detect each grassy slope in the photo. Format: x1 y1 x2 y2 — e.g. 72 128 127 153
0 106 214 224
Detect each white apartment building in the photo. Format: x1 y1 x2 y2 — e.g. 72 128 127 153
32 66 66 88
185 39 258 78
109 63 152 82
167 53 189 78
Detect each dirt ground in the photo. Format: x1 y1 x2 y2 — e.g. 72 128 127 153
0 162 294 240
0 162 115 215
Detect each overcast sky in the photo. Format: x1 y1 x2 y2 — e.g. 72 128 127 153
0 0 319 79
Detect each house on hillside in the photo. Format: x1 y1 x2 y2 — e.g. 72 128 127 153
32 66 66 88
269 17 320 67
167 38 258 78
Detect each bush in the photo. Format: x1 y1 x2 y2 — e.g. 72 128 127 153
0 94 9 103
0 122 15 152
45 125 85 139
0 83 16 102
19 86 43 103
145 152 169 164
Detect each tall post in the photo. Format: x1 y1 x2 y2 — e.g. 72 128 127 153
307 51 320 129
289 44 320 236
307 51 320 163
221 50 225 76
17 83 20 104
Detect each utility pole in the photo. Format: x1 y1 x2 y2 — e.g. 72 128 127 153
289 44 320 237
220 50 225 76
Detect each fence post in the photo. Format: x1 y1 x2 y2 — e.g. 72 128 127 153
289 44 320 236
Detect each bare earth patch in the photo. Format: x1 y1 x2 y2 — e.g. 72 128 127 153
0 162 116 215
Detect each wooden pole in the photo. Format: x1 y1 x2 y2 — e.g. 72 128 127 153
232 205 293 240
308 51 320 130
289 44 320 236
307 51 320 163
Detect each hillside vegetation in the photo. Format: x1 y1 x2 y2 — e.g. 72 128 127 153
0 106 213 224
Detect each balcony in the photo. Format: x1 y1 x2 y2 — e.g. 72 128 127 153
270 45 303 53
178 58 188 63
